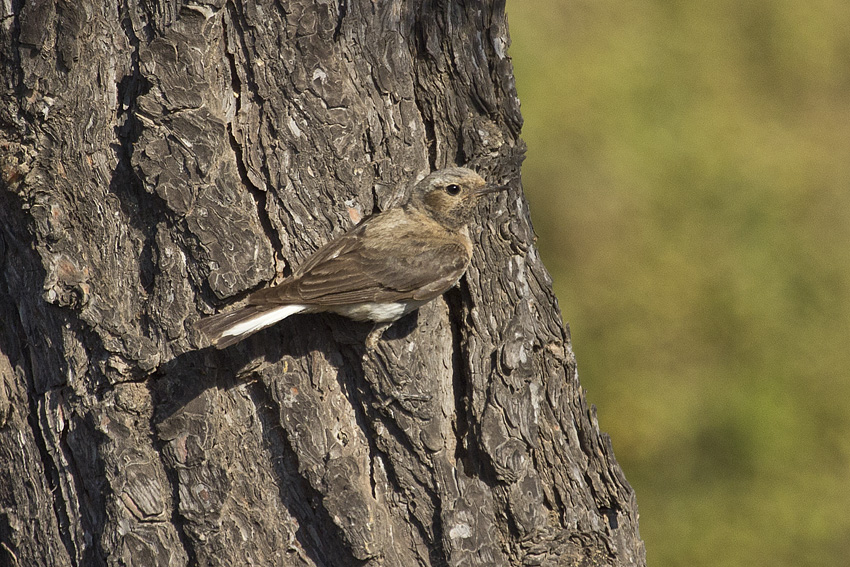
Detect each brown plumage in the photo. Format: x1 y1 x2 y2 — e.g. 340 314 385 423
195 167 505 349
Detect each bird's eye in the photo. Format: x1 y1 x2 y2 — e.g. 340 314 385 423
445 184 461 195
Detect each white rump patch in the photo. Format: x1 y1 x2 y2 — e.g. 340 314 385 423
221 304 307 338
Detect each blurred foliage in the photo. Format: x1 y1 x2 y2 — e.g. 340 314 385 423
507 1 850 565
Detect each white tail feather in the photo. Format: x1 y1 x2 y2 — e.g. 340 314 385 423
221 304 307 339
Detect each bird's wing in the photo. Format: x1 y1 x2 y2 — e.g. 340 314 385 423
249 217 471 306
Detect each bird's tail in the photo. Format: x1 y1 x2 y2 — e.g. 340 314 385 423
195 304 306 349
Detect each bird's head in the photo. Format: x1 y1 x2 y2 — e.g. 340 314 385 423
407 167 507 229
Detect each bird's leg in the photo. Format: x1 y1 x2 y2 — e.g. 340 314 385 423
364 321 392 351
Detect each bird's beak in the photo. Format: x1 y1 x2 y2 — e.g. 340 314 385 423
476 183 510 196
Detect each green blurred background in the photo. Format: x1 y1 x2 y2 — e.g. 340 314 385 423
507 1 850 565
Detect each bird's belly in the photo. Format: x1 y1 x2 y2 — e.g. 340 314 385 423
330 300 426 323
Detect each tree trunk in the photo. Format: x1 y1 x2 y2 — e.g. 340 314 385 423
0 1 644 565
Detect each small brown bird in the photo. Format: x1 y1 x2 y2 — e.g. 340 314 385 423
195 167 505 349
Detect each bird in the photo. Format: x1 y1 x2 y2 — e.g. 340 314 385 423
195 167 506 349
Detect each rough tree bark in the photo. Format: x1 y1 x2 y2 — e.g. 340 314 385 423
0 0 644 565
